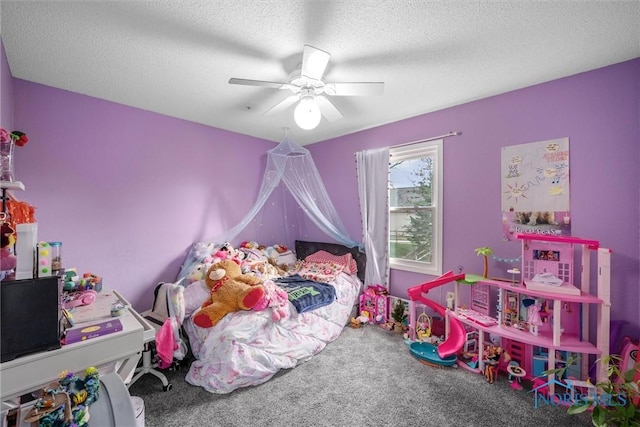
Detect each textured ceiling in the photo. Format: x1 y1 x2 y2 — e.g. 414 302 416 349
1 1 639 146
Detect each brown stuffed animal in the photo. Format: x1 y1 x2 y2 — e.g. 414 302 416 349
192 260 264 328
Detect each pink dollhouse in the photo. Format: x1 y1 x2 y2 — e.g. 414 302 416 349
411 233 611 395
359 285 389 323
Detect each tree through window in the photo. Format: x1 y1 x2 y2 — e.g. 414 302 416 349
389 139 442 275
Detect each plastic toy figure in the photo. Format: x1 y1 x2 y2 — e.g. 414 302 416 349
483 345 503 384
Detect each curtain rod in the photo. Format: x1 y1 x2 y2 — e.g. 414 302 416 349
392 131 462 148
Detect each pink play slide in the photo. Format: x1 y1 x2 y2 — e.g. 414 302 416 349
408 271 466 359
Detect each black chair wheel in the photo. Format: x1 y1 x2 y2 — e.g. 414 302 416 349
163 383 172 391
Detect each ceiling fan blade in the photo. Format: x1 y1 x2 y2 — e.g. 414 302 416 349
324 82 385 96
262 95 299 116
316 95 343 122
229 78 288 89
301 45 331 81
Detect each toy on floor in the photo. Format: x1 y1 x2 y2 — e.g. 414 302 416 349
483 345 504 384
506 361 526 390
416 311 432 342
359 285 389 324
349 311 371 328
380 321 394 331
410 341 457 368
407 271 467 365
461 352 479 369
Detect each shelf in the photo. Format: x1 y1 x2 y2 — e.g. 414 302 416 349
515 233 600 250
461 277 602 304
450 311 601 355
0 181 25 191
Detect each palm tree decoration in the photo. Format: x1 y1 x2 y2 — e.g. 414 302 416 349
474 247 494 278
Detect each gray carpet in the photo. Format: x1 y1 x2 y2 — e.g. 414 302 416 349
128 325 591 427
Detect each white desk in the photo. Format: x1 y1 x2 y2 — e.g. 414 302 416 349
0 289 154 402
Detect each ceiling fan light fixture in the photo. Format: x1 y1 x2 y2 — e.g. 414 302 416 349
294 94 321 130
229 45 384 129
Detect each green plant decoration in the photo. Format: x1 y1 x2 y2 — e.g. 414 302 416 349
544 354 640 427
391 299 407 325
474 247 494 278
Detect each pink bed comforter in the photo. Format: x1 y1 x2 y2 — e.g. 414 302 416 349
183 272 362 394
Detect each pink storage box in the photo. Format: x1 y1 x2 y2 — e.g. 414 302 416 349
359 285 389 323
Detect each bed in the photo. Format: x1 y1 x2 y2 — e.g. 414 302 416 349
175 240 366 394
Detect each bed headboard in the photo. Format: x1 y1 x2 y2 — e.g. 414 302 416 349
295 240 367 283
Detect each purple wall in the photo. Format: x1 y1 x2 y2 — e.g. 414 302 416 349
6 56 275 309
310 58 640 337
3 35 639 336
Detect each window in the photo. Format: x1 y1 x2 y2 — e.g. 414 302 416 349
389 139 443 275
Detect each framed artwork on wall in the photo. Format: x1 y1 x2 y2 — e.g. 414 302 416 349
501 137 570 240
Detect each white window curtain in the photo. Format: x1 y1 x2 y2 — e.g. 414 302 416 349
356 147 390 288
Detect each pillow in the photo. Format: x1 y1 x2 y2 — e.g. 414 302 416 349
305 250 358 275
277 250 297 266
296 260 345 283
295 240 367 283
183 280 210 318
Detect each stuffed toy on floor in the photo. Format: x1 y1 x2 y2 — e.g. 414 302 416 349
192 260 265 328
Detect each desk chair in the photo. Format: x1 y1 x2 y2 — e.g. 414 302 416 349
127 310 172 391
127 281 187 392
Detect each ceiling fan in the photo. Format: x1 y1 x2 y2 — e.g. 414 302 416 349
229 45 384 130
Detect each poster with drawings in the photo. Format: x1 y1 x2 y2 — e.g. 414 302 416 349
501 137 570 240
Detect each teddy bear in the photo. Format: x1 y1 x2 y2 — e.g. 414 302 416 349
252 279 289 321
192 259 265 328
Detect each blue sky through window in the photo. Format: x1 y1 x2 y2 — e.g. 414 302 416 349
390 160 415 188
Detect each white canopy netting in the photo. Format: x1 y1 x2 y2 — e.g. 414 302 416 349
207 137 361 251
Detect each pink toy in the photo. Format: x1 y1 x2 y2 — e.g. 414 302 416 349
0 246 17 271
1 223 17 273
253 279 289 321
359 285 389 324
618 336 639 400
207 242 246 266
526 299 543 336
445 234 611 396
407 271 467 361
65 289 98 309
